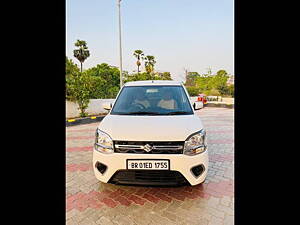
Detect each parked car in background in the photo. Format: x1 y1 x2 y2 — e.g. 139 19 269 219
197 94 208 105
93 80 208 186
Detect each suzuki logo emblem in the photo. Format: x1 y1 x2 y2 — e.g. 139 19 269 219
143 144 153 152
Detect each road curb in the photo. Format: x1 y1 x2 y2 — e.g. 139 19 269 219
66 115 106 127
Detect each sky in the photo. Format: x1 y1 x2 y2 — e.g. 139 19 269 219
66 0 233 82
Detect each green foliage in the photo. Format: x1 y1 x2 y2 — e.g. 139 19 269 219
124 72 153 82
66 62 122 116
66 40 92 117
133 50 144 73
194 76 211 92
66 71 94 117
216 70 228 76
85 63 120 99
66 57 80 98
159 72 172 80
73 40 90 72
144 55 156 74
186 86 200 96
185 72 200 86
204 88 220 96
228 84 234 97
188 69 232 97
124 71 172 83
66 57 79 76
217 83 230 96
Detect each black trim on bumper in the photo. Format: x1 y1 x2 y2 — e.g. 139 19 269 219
108 169 190 187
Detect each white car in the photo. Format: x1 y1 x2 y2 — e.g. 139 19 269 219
93 80 208 186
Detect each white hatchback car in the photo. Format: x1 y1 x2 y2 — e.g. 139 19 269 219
93 80 208 186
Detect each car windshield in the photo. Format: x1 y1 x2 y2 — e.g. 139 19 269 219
111 85 193 115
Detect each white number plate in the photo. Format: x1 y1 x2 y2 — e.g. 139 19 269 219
127 159 170 170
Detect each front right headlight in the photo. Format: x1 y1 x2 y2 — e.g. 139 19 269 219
183 129 207 156
94 128 114 154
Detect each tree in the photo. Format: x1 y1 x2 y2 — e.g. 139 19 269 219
66 56 78 74
185 72 199 86
228 84 234 97
66 71 94 117
160 72 172 80
217 83 230 96
216 69 228 76
213 70 229 95
124 70 172 83
144 55 156 76
194 76 211 92
205 88 220 96
133 50 144 73
66 57 80 98
85 63 120 99
124 72 152 82
186 69 231 97
73 40 90 73
186 86 200 96
66 56 79 78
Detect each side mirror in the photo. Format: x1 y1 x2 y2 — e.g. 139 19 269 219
103 103 112 111
193 101 203 110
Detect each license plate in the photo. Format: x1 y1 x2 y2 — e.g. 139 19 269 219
127 159 170 170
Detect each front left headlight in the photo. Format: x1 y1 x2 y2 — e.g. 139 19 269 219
94 128 114 154
183 129 207 156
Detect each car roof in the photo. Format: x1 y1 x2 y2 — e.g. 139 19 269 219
124 80 183 86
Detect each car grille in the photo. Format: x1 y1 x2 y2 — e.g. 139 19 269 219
113 141 184 154
108 170 189 186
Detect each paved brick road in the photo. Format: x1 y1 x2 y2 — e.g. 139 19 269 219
66 107 234 225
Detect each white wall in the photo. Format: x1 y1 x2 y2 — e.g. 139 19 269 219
66 99 115 118
221 97 234 104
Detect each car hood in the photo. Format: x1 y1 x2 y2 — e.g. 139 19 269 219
98 114 204 141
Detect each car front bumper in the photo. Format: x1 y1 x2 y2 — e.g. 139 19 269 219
93 149 208 186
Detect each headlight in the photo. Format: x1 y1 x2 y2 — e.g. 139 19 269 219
94 128 114 154
183 129 207 156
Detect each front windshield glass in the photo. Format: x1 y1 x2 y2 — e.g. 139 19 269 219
111 85 193 115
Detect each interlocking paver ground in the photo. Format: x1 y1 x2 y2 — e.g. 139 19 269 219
66 107 234 225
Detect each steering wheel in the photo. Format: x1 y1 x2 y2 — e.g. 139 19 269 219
131 102 146 110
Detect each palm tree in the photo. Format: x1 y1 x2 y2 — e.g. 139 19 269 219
144 55 156 77
73 40 90 73
133 50 144 74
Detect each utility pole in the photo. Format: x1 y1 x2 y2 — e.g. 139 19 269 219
183 67 189 84
117 0 123 88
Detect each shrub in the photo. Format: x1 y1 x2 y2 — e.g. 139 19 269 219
204 88 220 96
66 72 94 117
186 86 200 96
86 63 120 99
228 84 234 97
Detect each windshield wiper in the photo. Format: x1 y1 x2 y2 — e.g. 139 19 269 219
124 111 162 115
164 111 191 115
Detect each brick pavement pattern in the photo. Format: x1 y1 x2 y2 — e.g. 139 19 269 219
66 107 234 225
